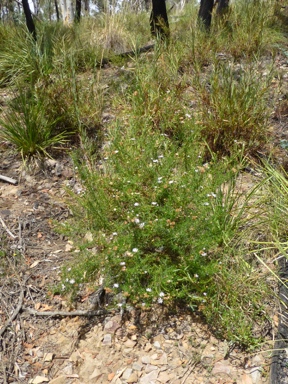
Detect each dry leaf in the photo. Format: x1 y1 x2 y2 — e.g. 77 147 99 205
30 260 40 269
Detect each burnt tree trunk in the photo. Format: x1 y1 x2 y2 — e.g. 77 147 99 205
55 0 60 20
216 0 229 17
198 0 214 30
75 0 81 22
150 0 169 40
21 0 36 40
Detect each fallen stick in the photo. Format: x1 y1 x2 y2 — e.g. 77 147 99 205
23 307 109 317
0 285 25 339
0 174 17 185
0 215 16 239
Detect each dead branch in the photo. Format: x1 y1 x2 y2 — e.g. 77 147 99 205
0 215 16 239
0 174 17 185
0 286 25 339
23 307 109 317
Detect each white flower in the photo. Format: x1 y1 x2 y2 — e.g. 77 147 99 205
194 274 199 278
132 248 139 253
67 267 71 272
157 297 163 304
159 292 165 297
151 202 158 206
134 203 140 207
153 159 159 163
139 222 145 229
203 292 207 296
113 283 119 288
168 180 174 184
112 232 118 236
134 218 140 224
120 262 126 266
146 288 152 292
203 202 209 206
69 279 75 284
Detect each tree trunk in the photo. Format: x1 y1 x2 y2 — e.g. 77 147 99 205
150 0 169 40
198 0 214 30
84 0 89 15
21 0 37 40
75 0 81 22
216 0 229 17
55 0 60 20
59 0 74 24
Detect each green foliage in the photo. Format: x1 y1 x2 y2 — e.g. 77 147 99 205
193 61 272 156
0 92 69 158
1 0 285 348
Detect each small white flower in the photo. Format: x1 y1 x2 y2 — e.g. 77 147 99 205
159 292 165 297
112 232 118 236
153 159 159 163
61 284 66 291
67 267 71 272
203 202 209 206
151 202 158 206
132 248 138 253
195 169 199 173
120 262 126 266
157 297 163 304
113 283 119 288
142 302 146 306
158 155 164 159
69 279 75 284
114 150 119 154
146 288 152 292
117 303 123 307
134 203 140 207
139 222 145 229
194 274 199 278
203 292 207 296
185 113 191 119
211 192 217 198
157 177 163 183
168 180 174 184
134 218 140 224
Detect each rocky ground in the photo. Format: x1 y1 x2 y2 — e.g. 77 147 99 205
0 51 288 384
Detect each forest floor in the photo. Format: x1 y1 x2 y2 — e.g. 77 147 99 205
0 50 288 384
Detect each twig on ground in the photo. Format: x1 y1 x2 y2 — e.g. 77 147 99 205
0 174 17 185
0 285 25 339
181 360 199 384
23 307 110 317
0 215 16 239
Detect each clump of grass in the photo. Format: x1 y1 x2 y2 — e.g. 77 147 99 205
192 61 272 157
0 91 69 158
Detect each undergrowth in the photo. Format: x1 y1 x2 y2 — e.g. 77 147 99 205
0 0 287 348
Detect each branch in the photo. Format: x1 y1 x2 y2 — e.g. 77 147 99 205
0 215 16 239
0 174 17 185
0 286 25 339
23 307 109 317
